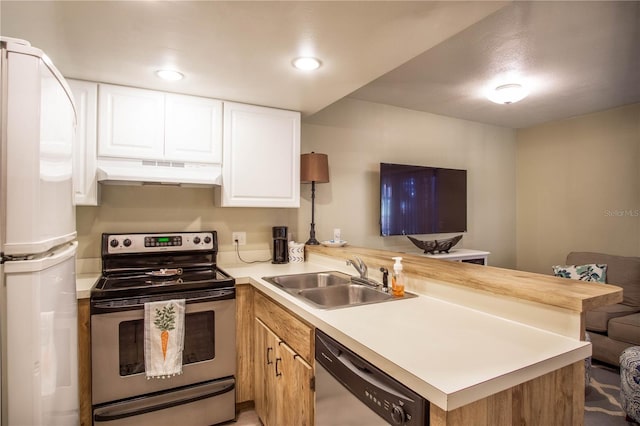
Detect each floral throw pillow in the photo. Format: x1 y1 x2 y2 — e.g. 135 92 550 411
552 264 608 283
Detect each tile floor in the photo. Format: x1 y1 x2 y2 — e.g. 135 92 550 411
232 408 261 426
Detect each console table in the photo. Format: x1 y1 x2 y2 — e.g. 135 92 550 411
418 248 490 265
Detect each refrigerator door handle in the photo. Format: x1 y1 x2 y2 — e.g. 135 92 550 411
2 241 77 273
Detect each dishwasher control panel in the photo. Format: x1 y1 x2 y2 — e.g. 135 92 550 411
315 330 429 425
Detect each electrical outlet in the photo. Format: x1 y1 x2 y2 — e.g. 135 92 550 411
232 232 246 246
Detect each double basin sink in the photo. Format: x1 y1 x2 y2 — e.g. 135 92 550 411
262 271 416 309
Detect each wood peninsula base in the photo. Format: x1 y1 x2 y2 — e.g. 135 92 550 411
430 361 583 425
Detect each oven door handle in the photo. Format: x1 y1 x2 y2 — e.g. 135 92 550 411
93 378 235 422
92 290 235 312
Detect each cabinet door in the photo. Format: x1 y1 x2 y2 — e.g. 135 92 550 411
68 79 99 206
98 84 164 160
222 102 300 207
277 341 314 426
254 319 278 426
164 94 222 164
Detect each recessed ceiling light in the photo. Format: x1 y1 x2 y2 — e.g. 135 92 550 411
487 83 529 104
155 69 184 81
292 57 321 71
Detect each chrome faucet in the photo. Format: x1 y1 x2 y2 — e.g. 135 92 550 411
347 257 384 290
346 256 368 279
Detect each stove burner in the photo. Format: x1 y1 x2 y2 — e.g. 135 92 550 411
146 268 183 277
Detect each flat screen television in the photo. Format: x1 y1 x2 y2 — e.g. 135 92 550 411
380 163 467 236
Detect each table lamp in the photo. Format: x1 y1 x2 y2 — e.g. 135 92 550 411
300 152 329 245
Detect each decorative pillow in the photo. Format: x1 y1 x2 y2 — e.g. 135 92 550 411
552 264 608 283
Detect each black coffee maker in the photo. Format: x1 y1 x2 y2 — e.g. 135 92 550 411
272 226 288 264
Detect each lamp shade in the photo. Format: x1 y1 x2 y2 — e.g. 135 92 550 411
300 152 329 183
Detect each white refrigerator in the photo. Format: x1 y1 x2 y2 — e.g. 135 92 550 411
0 37 79 425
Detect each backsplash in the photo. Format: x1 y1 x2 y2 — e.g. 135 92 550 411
76 184 298 260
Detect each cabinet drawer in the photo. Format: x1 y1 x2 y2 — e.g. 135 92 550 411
254 291 313 363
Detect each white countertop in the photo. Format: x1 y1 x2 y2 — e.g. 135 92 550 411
76 259 590 411
221 260 590 411
76 273 100 299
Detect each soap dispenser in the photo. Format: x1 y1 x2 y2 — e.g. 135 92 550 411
391 257 405 297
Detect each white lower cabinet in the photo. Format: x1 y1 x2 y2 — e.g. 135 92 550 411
68 79 99 206
221 102 300 207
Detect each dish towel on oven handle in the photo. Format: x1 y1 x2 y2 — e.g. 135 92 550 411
144 299 186 379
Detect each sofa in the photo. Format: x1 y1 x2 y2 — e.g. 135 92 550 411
566 252 640 366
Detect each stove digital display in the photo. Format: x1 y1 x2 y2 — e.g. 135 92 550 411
145 236 182 247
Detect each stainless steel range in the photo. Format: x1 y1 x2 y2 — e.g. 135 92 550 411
90 231 236 426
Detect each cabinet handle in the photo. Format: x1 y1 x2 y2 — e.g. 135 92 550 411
275 357 282 377
267 347 273 365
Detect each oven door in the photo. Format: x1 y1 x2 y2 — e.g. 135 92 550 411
91 292 235 404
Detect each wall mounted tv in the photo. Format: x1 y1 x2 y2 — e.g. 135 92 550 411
380 163 467 236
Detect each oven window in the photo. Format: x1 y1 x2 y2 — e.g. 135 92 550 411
118 311 216 376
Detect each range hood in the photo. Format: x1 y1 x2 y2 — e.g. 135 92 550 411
96 157 222 187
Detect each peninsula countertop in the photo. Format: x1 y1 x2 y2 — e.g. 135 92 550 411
221 259 591 411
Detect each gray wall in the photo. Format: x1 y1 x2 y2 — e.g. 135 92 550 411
516 103 640 273
299 98 517 268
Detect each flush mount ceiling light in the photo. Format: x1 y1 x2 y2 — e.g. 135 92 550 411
292 57 321 71
487 83 529 104
155 69 184 81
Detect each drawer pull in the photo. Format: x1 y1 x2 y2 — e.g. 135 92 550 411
275 358 282 377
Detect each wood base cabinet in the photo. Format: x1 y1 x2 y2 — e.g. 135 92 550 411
253 290 314 426
78 298 92 426
254 318 313 426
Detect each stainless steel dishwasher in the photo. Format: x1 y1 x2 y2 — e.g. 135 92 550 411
315 330 429 425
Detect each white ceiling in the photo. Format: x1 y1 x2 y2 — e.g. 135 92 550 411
350 1 640 128
2 1 638 129
0 1 504 116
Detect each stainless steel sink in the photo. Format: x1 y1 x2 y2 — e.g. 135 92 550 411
263 271 352 290
262 271 416 309
297 284 393 308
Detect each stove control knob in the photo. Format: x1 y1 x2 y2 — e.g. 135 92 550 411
110 239 119 248
193 236 201 245
204 236 212 244
391 405 406 425
123 238 132 247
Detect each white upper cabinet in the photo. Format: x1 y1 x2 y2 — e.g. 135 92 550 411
67 80 298 201
68 79 99 206
164 93 223 163
222 102 300 208
98 84 165 159
97 84 223 164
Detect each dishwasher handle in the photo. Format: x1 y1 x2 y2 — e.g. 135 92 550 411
316 332 407 400
315 330 429 426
